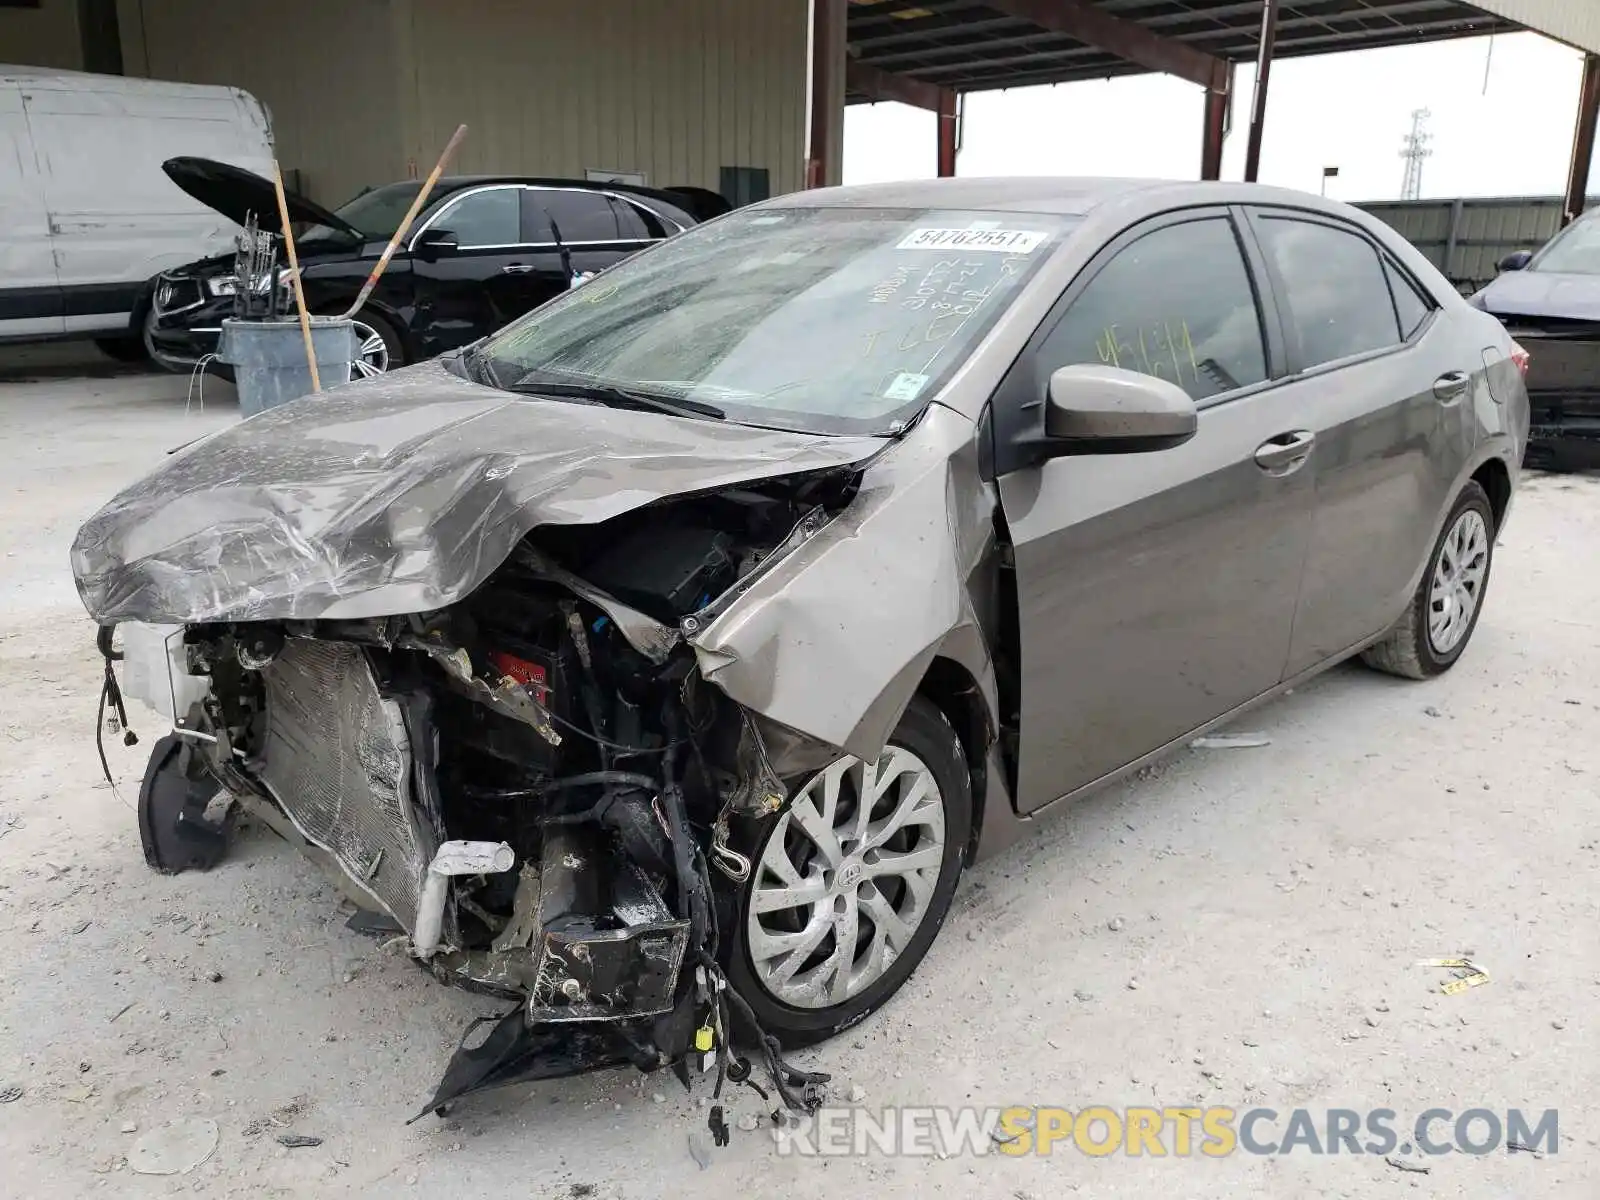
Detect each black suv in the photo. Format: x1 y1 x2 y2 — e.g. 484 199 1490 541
145 159 722 378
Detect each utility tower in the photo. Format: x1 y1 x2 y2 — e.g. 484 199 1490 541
1399 107 1433 200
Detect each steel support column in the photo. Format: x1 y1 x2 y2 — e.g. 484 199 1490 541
1242 0 1280 184
937 89 959 177
1563 52 1600 225
1200 69 1230 180
808 0 846 189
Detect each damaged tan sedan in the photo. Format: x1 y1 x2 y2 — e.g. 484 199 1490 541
71 178 1527 1118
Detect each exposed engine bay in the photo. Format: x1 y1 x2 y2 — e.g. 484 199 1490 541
113 469 862 1121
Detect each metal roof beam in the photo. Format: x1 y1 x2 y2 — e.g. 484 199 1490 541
846 57 947 111
982 0 1230 91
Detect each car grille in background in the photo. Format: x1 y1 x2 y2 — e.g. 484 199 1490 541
154 276 203 315
258 639 436 931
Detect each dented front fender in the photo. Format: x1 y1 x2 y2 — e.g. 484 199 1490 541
688 404 1001 763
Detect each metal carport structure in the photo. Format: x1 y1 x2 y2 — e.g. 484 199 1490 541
813 0 1600 223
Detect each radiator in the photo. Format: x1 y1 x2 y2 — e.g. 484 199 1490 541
258 639 436 931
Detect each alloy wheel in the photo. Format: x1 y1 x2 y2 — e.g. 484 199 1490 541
746 748 946 1009
1428 508 1489 655
351 320 390 378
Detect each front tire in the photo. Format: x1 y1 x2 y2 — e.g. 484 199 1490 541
1361 481 1495 680
722 696 971 1048
328 309 403 379
94 335 150 364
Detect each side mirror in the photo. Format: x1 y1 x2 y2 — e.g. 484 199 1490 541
413 228 459 260
1043 364 1198 454
1497 250 1532 273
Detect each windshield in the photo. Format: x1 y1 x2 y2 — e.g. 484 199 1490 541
301 181 424 243
474 205 1077 434
1530 214 1600 274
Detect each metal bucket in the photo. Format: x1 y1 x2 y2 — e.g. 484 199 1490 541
218 317 358 417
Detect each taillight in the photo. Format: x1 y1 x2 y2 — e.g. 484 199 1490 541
1511 341 1530 377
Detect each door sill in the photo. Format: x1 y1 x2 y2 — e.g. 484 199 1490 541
1019 629 1389 823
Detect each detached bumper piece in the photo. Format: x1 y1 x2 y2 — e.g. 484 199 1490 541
414 1008 653 1121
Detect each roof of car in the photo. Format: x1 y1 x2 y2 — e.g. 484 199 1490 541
770 176 1352 218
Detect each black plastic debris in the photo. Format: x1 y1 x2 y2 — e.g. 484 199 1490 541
411 1009 647 1122
137 734 232 874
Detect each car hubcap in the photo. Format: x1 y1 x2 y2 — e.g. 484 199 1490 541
1428 508 1489 655
351 320 389 379
746 748 945 1009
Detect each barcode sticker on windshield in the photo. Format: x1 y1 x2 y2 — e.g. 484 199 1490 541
898 227 1046 254
883 372 929 402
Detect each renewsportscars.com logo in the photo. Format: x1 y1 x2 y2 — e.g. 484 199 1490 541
774 1105 1560 1160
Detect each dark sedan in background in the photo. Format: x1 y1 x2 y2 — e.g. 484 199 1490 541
1471 209 1600 471
145 160 720 378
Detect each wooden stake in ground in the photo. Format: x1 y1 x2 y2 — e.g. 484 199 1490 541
339 124 469 321
270 161 320 393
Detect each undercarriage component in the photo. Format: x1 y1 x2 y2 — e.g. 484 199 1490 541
256 639 439 930
137 733 232 874
529 826 689 1023
414 841 516 958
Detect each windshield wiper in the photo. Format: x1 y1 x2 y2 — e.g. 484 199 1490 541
506 374 725 421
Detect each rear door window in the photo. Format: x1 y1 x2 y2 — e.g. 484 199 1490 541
1038 215 1268 401
1256 215 1404 368
538 190 625 242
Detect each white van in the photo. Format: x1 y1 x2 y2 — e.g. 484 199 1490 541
0 67 273 357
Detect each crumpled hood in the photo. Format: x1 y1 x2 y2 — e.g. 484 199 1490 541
71 360 884 625
1478 269 1600 321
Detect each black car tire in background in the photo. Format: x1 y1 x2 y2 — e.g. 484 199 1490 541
720 696 971 1048
1361 480 1495 680
93 336 151 364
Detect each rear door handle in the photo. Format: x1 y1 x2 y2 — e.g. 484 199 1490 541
1433 371 1470 402
1254 429 1316 475
501 263 536 275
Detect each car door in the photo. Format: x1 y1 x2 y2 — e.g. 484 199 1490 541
1242 207 1469 673
409 184 538 356
992 208 1316 814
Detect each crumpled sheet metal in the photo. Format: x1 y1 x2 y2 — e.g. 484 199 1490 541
70 359 885 626
690 403 1001 764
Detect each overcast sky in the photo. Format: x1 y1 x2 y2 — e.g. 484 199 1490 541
844 32 1590 203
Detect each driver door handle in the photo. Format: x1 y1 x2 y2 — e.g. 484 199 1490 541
501 263 536 275
1254 429 1316 475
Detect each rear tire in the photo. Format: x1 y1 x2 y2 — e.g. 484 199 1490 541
721 696 971 1048
1361 481 1495 680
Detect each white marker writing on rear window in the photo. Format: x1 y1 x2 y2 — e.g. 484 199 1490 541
898 228 1046 254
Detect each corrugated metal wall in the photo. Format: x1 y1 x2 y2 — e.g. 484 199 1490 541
1357 195 1599 294
103 0 807 204
1467 1 1600 54
117 0 403 207
0 1 82 70
397 0 808 197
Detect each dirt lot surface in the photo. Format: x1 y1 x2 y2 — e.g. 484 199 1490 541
2 362 1597 1198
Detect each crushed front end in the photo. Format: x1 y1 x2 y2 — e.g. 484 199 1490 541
107 477 855 1119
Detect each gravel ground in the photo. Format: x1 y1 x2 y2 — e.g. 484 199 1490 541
1 364 1597 1198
